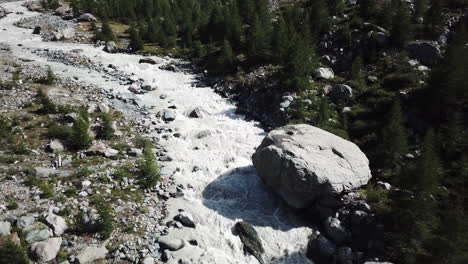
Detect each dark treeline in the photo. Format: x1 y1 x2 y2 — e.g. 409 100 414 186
70 0 468 263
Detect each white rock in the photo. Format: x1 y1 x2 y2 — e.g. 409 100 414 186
46 213 68 236
315 67 335 79
31 237 62 262
0 221 11 236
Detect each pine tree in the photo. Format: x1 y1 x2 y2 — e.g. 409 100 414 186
380 99 408 176
425 0 444 38
71 116 92 150
415 129 441 193
271 15 289 62
99 113 114 140
414 0 428 19
390 4 412 48
129 26 144 51
218 39 234 71
327 0 345 16
101 20 114 42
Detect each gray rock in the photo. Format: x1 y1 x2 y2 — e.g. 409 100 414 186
142 256 155 264
76 246 108 264
157 236 184 251
369 31 389 47
0 221 11 236
330 84 353 101
54 5 72 17
78 13 97 22
46 139 64 153
324 217 349 245
406 41 442 66
0 7 8 18
233 221 264 264
139 58 157 65
315 67 335 79
174 212 195 228
46 213 67 236
252 125 371 209
142 84 157 91
306 235 336 264
104 41 117 53
86 143 119 158
163 110 176 122
33 167 57 178
26 229 50 243
31 237 62 262
97 103 110 114
129 148 143 157
17 215 35 229
189 108 202 118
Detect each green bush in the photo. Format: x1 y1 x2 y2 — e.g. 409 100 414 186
6 201 19 210
139 142 160 189
35 89 57 114
0 240 29 264
92 196 114 239
39 182 55 199
35 66 56 85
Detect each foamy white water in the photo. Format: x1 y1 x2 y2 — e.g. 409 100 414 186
0 2 313 263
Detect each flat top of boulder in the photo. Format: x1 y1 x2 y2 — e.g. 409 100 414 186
252 124 372 209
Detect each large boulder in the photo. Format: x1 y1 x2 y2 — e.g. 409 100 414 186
26 229 50 243
0 221 11 236
252 124 371 209
31 237 62 262
330 84 353 101
157 236 184 251
233 221 264 264
406 41 442 66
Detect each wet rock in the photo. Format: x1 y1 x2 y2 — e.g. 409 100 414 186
252 124 371 209
233 221 264 264
45 213 67 236
315 67 335 79
174 212 195 228
157 236 184 251
46 139 65 153
0 221 11 236
78 13 97 22
104 41 117 53
26 229 50 243
306 235 336 264
139 58 157 65
189 107 202 118
163 110 176 122
76 246 108 264
31 237 62 262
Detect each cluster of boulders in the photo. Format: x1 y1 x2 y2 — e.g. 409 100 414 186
252 125 389 263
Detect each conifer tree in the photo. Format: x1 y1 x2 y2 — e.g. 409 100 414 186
390 4 412 48
101 20 114 42
380 99 407 176
218 39 234 70
425 0 444 38
415 129 441 193
414 0 428 19
129 26 144 51
72 116 92 150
